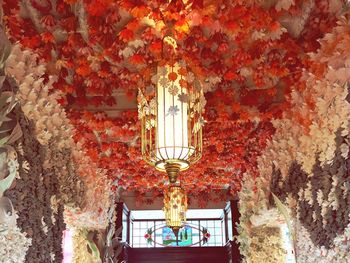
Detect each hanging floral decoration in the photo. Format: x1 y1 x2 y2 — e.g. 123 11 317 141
2 0 341 200
5 44 111 230
237 8 350 263
1 0 349 261
0 24 32 262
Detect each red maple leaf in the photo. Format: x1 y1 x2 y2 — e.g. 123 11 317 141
119 28 134 42
86 0 112 16
41 32 55 44
76 64 91 77
149 40 162 54
224 71 237 81
129 54 145 65
21 36 41 49
130 5 150 18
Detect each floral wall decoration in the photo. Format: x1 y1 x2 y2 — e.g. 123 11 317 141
72 202 122 263
249 225 286 263
0 20 32 262
72 229 103 263
295 219 350 263
237 8 350 263
0 24 75 261
6 109 66 263
5 44 112 230
270 127 350 261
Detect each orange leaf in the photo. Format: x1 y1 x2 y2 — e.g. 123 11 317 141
126 19 140 31
130 5 150 18
226 21 240 32
175 19 189 34
216 141 224 153
270 21 280 32
179 79 188 88
231 103 240 112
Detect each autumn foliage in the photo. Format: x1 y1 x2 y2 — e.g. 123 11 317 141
2 0 344 201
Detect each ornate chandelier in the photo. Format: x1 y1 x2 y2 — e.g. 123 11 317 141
163 185 187 237
138 37 205 184
138 36 204 233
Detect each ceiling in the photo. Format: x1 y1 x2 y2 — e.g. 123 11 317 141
2 0 344 202
121 190 229 210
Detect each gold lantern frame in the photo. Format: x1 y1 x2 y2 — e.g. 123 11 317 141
163 184 188 236
138 57 205 183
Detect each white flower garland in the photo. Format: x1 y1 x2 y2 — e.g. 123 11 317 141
5 44 111 230
238 13 350 262
295 219 350 263
0 213 32 263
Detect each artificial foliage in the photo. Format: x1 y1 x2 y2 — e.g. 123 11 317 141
249 226 286 263
6 110 65 263
72 202 122 263
271 129 350 249
72 229 101 263
2 0 344 200
0 0 350 262
295 219 350 263
238 8 350 262
0 21 32 262
5 44 111 229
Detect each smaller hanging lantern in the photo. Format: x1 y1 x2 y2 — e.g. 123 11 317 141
163 184 187 237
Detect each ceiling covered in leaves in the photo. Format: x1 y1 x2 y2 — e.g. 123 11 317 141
2 0 345 202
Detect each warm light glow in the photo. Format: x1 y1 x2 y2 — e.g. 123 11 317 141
156 63 193 170
163 185 187 229
139 58 204 174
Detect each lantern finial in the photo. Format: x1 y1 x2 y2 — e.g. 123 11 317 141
165 163 181 183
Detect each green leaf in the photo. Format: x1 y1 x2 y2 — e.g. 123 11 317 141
0 165 16 193
5 92 17 115
0 135 9 147
272 192 296 256
86 237 102 263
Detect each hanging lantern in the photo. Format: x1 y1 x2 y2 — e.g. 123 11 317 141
163 184 187 236
138 37 205 183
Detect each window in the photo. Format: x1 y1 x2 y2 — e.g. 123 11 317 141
226 206 233 241
130 209 225 247
122 206 129 242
